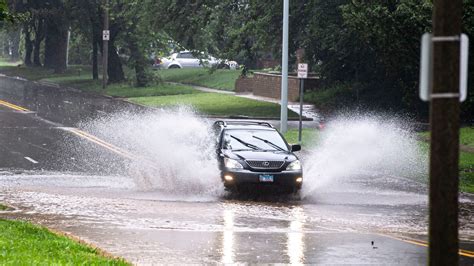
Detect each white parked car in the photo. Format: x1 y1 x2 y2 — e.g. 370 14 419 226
153 51 238 69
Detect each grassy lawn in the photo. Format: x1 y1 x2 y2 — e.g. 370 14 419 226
460 127 474 148
460 152 474 193
0 58 22 67
0 219 128 265
129 93 299 118
284 128 319 145
0 63 89 81
44 75 199 98
156 68 240 91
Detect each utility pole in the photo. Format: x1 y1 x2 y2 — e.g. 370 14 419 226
102 0 109 90
429 0 462 265
280 0 289 133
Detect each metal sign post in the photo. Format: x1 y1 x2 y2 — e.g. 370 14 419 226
102 0 109 90
297 63 308 143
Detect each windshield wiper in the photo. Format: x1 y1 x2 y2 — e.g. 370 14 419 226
252 136 286 152
230 135 262 151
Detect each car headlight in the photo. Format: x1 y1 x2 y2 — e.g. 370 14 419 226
286 160 302 170
224 158 244 169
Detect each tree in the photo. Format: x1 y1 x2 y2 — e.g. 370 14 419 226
43 0 69 73
0 0 13 23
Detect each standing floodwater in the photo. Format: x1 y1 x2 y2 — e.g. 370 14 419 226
1 99 473 263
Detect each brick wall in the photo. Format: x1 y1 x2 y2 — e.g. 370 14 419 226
235 72 319 102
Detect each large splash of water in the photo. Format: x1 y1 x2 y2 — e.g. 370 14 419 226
68 108 428 201
301 115 428 198
74 107 222 197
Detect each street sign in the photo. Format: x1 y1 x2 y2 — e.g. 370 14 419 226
419 33 469 102
297 63 308 79
102 30 110 41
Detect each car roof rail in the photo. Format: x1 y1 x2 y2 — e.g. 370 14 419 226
213 120 274 128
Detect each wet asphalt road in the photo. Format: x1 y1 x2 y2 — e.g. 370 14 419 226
0 76 473 265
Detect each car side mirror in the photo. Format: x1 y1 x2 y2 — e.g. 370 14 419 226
291 144 301 152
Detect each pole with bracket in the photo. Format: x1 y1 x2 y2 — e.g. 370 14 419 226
423 1 463 264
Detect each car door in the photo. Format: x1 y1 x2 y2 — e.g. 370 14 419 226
177 52 201 68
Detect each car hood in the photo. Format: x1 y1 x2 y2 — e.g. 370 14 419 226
223 150 297 162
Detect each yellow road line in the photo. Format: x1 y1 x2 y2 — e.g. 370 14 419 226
0 99 153 167
63 128 135 160
0 99 30 112
65 128 162 172
381 234 474 258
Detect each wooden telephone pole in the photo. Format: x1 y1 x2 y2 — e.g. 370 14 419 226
429 0 462 265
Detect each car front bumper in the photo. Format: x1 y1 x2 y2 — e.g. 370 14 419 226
221 169 303 190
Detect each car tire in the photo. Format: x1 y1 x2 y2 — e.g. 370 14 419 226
168 65 181 69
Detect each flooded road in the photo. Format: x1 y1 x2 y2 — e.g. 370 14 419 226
0 76 473 264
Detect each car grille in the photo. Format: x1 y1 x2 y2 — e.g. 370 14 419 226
245 160 285 169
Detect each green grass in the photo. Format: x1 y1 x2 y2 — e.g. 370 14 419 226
0 63 89 81
129 93 299 118
460 152 474 193
284 128 319 145
460 127 474 148
0 58 22 67
0 219 128 265
44 75 199 98
157 68 240 91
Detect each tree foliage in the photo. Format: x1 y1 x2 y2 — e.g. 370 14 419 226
2 0 473 118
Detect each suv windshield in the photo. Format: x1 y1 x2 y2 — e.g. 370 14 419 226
222 129 288 151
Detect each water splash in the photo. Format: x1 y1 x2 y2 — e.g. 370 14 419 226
302 115 428 198
73 107 222 197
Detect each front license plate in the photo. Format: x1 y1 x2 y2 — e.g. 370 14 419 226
259 174 274 182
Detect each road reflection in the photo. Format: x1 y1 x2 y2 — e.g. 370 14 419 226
287 206 305 264
222 208 235 264
219 202 307 264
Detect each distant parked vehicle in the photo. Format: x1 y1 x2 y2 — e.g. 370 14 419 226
153 51 238 70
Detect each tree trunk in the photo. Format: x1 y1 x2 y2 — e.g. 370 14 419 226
44 14 69 73
128 35 149 87
23 26 33 66
33 17 44 67
3 38 8 56
9 30 20 61
0 32 5 57
107 42 125 83
92 30 99 80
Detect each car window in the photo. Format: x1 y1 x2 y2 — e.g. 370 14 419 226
177 52 195 59
222 129 288 151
